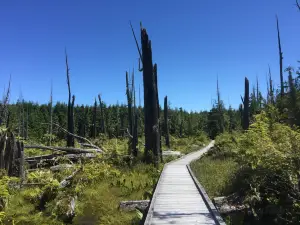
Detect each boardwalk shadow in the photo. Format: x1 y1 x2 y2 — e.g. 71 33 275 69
153 211 214 222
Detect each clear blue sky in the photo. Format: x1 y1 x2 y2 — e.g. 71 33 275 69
0 0 299 111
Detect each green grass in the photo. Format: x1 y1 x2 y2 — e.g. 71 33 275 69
1 134 210 225
190 154 238 198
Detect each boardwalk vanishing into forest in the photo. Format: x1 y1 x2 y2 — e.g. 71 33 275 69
144 141 226 225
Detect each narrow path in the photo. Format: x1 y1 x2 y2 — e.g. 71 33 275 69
144 141 223 225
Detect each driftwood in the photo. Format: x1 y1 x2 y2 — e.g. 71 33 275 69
119 200 150 212
24 145 102 153
50 164 74 172
56 195 77 222
59 167 81 188
162 150 181 157
25 153 95 163
213 196 248 214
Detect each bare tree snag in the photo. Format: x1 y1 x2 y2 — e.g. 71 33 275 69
65 50 75 147
154 64 162 161
92 98 97 138
0 75 11 126
268 65 275 104
98 94 105 134
140 26 160 165
49 81 53 145
276 15 284 98
42 122 101 150
164 96 170 148
243 77 250 130
0 134 5 169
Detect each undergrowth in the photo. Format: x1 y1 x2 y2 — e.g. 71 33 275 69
0 133 207 225
191 108 300 225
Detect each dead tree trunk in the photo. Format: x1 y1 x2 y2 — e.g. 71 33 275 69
66 50 75 147
92 98 97 138
132 113 138 156
164 96 170 148
0 132 25 177
25 106 29 140
0 76 11 126
49 83 53 145
17 141 25 180
179 107 183 137
132 74 138 157
154 64 162 161
141 27 160 165
242 77 250 130
126 71 133 155
0 134 5 169
276 15 284 98
98 94 105 134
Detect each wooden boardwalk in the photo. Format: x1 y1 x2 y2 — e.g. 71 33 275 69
145 141 225 225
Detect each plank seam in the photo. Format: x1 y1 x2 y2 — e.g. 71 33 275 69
187 148 226 225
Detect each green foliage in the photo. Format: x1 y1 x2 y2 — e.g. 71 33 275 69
191 156 238 198
193 110 300 224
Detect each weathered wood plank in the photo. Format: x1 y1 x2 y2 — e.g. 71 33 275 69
145 141 225 225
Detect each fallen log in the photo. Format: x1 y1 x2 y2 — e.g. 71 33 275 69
24 145 102 154
50 164 74 172
25 153 96 162
56 195 77 223
119 200 150 212
213 196 248 214
162 150 181 157
59 167 81 188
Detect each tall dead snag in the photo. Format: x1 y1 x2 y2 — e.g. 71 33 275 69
268 65 275 105
49 82 53 145
98 94 105 134
125 71 138 156
276 15 284 98
0 132 25 177
141 28 160 164
92 98 97 138
132 73 138 157
0 134 5 169
242 77 250 130
66 50 75 147
0 75 11 126
164 96 170 148
126 72 133 139
154 64 162 161
179 107 183 137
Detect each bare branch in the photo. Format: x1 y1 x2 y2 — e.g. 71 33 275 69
42 122 101 150
296 0 300 10
59 167 82 188
130 21 143 64
65 49 71 102
24 145 101 153
125 128 133 139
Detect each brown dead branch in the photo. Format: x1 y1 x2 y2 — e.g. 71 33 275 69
42 122 102 150
59 167 82 188
130 21 143 64
24 145 101 153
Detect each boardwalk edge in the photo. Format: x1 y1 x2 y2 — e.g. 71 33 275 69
187 147 227 225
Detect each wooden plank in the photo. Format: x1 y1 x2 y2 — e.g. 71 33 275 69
144 141 221 225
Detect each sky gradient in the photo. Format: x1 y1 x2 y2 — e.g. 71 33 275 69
0 0 299 111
